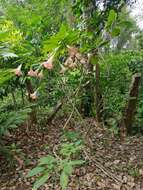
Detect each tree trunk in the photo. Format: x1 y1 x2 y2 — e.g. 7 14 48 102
47 101 63 124
21 87 25 106
25 79 34 102
81 54 94 117
95 62 103 123
119 73 141 138
25 79 37 126
11 91 17 109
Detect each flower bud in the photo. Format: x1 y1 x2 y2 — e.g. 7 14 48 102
60 65 67 74
37 70 44 79
30 91 38 100
43 55 53 70
67 45 79 58
69 62 77 69
27 69 38 77
75 53 82 60
14 64 23 76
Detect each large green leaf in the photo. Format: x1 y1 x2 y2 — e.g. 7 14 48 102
0 31 9 40
107 9 117 27
69 160 85 166
0 69 14 86
63 163 73 175
111 27 120 37
43 25 79 53
27 167 45 177
1 52 18 58
60 171 69 190
39 155 56 165
33 173 50 190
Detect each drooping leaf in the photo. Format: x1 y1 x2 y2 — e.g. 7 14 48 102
69 160 85 166
33 173 50 190
107 10 117 27
0 69 14 86
63 163 73 175
0 31 9 40
60 171 69 190
1 52 18 58
27 166 45 177
111 27 121 37
39 155 56 165
43 24 79 54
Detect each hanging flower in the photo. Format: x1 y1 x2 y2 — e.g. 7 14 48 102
37 70 44 79
43 55 54 70
64 59 69 67
30 90 38 100
80 58 86 64
69 62 77 69
13 64 23 76
67 45 79 58
75 52 82 60
27 69 38 77
60 65 67 74
64 57 74 67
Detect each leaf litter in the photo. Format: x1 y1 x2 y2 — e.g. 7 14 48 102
1 118 143 190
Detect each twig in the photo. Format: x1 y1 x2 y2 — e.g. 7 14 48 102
83 150 123 184
47 101 63 124
63 109 75 129
53 144 61 160
13 154 24 170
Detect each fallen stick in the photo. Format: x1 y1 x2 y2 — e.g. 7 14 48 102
47 101 63 124
63 109 75 129
83 150 123 184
